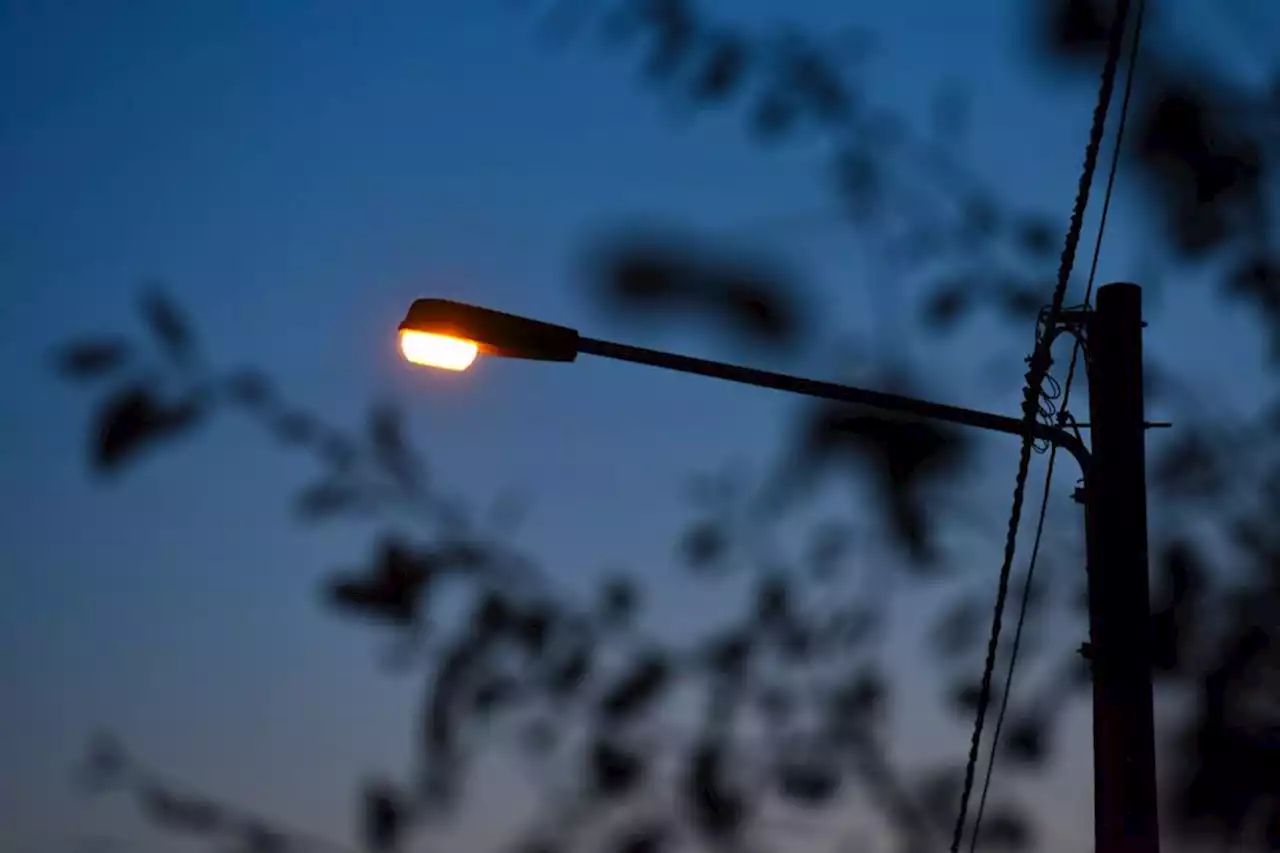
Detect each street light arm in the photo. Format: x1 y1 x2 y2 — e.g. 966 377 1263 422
577 336 1091 476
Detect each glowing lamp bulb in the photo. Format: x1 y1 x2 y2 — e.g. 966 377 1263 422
399 330 479 371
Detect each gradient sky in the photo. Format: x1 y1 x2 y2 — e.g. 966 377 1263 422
2 2 1276 853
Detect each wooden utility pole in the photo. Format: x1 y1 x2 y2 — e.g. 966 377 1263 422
1085 282 1161 853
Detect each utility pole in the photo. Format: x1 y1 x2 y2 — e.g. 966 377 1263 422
1085 282 1160 853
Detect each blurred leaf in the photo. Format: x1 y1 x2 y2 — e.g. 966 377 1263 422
326 538 429 625
949 680 998 716
139 787 224 835
1013 216 1058 258
599 575 639 626
995 278 1044 322
472 674 520 715
829 668 883 725
80 732 128 793
686 741 743 838
363 781 403 853
785 42 851 121
752 92 798 140
778 623 814 661
1151 431 1223 500
139 290 195 365
694 34 749 102
370 404 421 491
961 195 1001 239
474 591 514 636
922 279 974 331
681 520 727 570
547 646 592 697
1036 0 1115 62
833 147 879 215
55 339 132 380
777 758 841 805
797 403 968 563
1227 254 1280 347
1003 714 1048 765
1134 81 1266 260
420 640 481 807
600 653 670 720
94 385 203 472
225 370 273 408
704 631 752 678
1160 540 1204 607
1172 625 1276 843
590 737 645 797
516 605 552 654
636 0 695 81
754 574 791 626
715 275 804 346
592 233 805 349
1152 541 1202 672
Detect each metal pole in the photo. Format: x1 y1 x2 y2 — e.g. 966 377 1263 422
1086 282 1160 853
577 336 1091 471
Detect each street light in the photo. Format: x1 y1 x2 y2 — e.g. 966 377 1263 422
399 331 480 371
397 297 1090 469
399 285 1160 853
398 299 580 366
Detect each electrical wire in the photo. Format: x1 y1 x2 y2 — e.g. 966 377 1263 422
964 3 1147 849
947 1 1136 850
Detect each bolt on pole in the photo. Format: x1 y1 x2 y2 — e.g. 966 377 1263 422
1085 282 1160 853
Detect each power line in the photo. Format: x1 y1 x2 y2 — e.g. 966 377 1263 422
947 0 1137 850
966 1 1147 845
969 6 1148 846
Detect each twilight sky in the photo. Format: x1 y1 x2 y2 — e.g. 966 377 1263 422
2 2 1276 853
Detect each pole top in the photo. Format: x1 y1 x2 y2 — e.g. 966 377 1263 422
1097 281 1141 299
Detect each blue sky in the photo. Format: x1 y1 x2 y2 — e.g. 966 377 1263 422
2 2 1276 852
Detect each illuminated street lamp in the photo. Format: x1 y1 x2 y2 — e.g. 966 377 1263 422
396 297 1089 466
399 287 1162 853
398 299 579 368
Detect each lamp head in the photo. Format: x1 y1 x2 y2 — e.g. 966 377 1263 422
398 299 580 369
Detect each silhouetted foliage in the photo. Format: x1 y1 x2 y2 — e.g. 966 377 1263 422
600 653 671 721
590 230 808 351
57 1 1280 851
55 339 133 379
139 290 196 367
94 385 204 472
362 781 403 852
